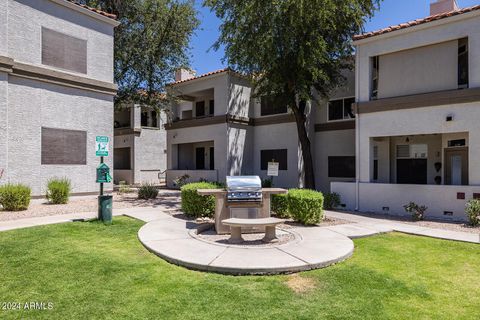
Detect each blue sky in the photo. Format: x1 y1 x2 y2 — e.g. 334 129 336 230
190 0 479 75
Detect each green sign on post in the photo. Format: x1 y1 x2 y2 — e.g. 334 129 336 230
95 136 109 157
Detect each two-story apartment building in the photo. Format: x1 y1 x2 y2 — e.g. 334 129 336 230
0 0 118 196
332 0 480 220
165 68 356 192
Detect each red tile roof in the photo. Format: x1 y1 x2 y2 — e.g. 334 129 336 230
354 4 480 41
169 68 241 86
66 0 117 20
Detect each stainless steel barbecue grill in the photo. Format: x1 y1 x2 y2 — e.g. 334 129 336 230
226 176 262 202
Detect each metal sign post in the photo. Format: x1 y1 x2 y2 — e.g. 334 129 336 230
95 136 112 224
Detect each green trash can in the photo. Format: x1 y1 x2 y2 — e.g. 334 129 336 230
98 195 113 224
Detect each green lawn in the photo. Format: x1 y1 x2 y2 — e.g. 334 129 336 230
0 217 479 320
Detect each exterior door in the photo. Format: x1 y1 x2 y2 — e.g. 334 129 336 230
195 147 205 170
444 147 468 185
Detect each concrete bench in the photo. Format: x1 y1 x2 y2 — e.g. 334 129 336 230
222 217 285 243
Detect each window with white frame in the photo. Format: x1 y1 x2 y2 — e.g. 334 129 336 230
328 97 355 121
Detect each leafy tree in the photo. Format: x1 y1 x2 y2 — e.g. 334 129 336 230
204 0 381 189
82 0 199 110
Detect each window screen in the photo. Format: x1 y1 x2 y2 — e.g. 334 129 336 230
261 149 288 170
41 127 87 165
260 96 288 116
328 156 355 178
42 28 87 74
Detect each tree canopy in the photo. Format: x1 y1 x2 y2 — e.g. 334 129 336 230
205 0 381 189
83 0 199 109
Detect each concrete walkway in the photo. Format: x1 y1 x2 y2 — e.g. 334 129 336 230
138 215 354 275
0 206 478 245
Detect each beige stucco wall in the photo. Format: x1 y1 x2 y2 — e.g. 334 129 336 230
315 129 356 193
171 74 229 117
355 11 480 102
378 40 458 99
332 181 479 221
357 102 480 185
228 76 251 118
8 0 115 83
252 122 300 188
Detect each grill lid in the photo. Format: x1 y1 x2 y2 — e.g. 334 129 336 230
226 176 262 191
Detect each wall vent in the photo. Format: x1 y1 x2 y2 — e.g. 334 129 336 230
396 145 410 158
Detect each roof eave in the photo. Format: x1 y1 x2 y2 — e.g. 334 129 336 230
50 0 120 27
353 8 480 46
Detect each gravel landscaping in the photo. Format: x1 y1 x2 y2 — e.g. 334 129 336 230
340 211 480 234
0 190 180 222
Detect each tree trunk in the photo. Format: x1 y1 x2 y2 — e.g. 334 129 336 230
292 100 316 190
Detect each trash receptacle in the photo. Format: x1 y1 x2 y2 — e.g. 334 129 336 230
98 195 113 224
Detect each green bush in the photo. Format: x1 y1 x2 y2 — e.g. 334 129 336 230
0 184 31 211
138 183 159 200
46 178 71 204
181 182 222 218
287 189 324 225
403 202 427 221
323 192 341 210
271 194 289 218
465 199 480 227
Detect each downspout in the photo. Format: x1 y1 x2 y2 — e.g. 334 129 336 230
355 52 360 211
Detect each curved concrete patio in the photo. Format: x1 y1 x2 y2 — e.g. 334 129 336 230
138 213 354 275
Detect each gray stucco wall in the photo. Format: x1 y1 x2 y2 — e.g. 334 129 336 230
0 0 7 56
8 0 115 83
0 72 7 183
0 0 116 196
134 127 167 184
6 76 113 196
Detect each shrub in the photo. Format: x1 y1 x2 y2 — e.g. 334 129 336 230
261 178 273 188
0 184 31 211
118 181 134 194
323 192 341 210
403 202 427 221
287 189 324 225
181 182 222 218
138 183 159 200
271 193 289 218
465 199 480 227
46 177 71 204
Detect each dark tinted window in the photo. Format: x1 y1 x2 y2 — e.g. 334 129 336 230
328 99 344 121
260 96 288 116
209 100 215 115
196 101 205 117
41 127 87 165
42 28 87 74
458 38 469 88
328 156 355 178
261 149 288 170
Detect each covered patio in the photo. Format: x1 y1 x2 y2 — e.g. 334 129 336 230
332 132 479 220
